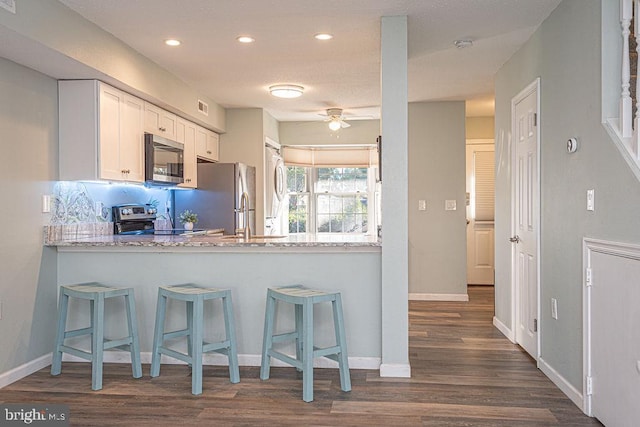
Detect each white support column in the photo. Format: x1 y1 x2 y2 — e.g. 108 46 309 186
380 15 410 378
621 0 633 138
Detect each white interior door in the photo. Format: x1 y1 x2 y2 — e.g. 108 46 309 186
512 80 540 359
466 142 495 285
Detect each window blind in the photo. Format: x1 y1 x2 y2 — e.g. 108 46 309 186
282 145 378 168
474 150 495 221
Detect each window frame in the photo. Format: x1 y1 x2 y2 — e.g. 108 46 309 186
286 166 378 235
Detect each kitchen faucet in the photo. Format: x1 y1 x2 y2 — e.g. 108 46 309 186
240 192 251 239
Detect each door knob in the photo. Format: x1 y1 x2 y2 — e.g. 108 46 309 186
509 235 521 243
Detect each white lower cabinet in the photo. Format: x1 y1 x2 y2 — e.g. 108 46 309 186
59 80 144 183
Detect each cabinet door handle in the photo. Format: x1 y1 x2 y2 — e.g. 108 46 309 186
159 127 166 132
207 150 212 154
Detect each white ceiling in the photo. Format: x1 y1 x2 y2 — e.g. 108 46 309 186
56 0 561 121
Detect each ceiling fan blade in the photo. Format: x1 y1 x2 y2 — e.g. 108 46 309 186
341 120 351 128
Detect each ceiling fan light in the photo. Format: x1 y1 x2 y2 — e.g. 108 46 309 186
269 84 304 98
328 119 342 131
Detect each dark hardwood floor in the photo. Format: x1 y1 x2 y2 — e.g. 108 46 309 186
0 286 601 426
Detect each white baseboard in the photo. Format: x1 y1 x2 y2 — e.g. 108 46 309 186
539 357 584 412
62 351 381 370
0 353 52 389
409 293 469 302
493 316 515 343
379 363 411 378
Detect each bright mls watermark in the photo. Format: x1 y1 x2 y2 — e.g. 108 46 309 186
1 404 69 426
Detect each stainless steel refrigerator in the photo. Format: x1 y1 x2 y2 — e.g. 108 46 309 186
173 162 256 235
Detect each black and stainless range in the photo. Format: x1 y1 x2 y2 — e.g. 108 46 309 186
112 204 157 235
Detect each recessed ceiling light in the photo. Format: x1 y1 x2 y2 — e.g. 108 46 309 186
269 84 304 99
165 39 181 47
314 33 333 41
454 39 473 49
237 35 255 43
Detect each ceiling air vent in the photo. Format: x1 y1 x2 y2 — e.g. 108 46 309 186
0 0 16 13
198 100 209 116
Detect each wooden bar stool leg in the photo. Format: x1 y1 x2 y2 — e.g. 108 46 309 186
302 298 314 402
125 290 142 379
294 304 303 372
260 292 276 380
333 295 351 392
51 287 68 376
91 293 105 391
191 296 204 395
186 300 194 366
150 291 167 377
222 292 240 383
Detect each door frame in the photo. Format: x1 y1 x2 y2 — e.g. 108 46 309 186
510 77 541 362
466 139 495 286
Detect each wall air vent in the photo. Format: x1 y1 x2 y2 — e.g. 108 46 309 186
198 100 209 116
0 0 16 14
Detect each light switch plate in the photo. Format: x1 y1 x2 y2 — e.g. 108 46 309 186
445 200 457 211
551 298 558 320
587 189 595 211
42 195 51 213
418 200 426 211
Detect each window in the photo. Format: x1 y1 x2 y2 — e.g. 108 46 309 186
287 166 374 234
287 166 309 233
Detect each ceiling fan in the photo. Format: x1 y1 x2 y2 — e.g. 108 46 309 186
319 108 351 130
319 108 373 131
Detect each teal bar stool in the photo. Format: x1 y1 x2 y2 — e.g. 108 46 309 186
51 282 142 390
150 284 240 395
260 285 351 402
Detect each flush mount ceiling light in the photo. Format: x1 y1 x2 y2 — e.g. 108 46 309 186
453 39 473 49
269 84 304 99
237 35 255 43
165 39 181 47
314 33 333 41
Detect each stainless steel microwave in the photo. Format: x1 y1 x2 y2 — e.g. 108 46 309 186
144 133 184 185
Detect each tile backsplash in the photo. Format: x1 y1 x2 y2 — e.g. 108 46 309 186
50 181 171 225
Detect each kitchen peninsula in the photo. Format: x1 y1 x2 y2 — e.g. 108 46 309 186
47 231 382 370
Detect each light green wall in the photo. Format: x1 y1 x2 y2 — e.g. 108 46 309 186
220 108 282 234
0 57 58 374
0 0 225 132
279 120 380 146
408 102 467 296
466 116 494 140
495 0 640 390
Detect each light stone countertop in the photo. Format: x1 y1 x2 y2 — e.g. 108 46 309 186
44 227 381 251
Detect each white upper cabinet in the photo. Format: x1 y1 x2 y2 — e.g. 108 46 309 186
59 80 145 183
144 102 177 140
176 118 198 188
196 125 219 162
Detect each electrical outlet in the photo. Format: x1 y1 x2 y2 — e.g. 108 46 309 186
445 200 457 211
551 298 558 320
418 200 426 211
